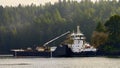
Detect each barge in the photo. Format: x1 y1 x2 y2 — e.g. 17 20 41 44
11 26 97 57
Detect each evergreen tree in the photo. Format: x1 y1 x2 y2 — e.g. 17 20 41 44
0 0 120 53
95 22 106 32
91 22 108 48
105 15 120 43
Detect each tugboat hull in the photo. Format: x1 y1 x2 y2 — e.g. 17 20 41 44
70 51 97 57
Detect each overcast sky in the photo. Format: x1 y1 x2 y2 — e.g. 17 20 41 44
0 0 97 7
0 0 57 7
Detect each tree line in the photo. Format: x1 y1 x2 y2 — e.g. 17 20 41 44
92 15 120 54
0 0 120 54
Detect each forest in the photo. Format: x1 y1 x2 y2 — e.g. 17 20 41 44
0 0 120 54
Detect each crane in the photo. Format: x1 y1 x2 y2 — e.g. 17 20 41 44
43 31 70 46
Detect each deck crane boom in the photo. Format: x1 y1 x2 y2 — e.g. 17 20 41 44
43 31 70 46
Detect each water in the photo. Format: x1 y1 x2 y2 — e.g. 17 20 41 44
0 57 120 68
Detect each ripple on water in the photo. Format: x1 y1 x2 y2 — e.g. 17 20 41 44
0 63 30 66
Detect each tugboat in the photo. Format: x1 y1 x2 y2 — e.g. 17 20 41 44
68 26 97 57
11 26 97 57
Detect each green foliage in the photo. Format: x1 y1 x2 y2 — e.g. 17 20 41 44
103 45 119 53
95 22 106 32
93 15 120 53
105 15 120 43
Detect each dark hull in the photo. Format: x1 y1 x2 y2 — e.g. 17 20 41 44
12 45 71 57
13 51 51 57
13 51 97 57
12 45 99 57
70 51 97 57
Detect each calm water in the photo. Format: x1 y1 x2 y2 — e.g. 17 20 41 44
0 57 120 68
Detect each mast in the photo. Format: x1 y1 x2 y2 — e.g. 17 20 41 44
77 26 81 34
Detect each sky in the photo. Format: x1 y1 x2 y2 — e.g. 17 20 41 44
0 0 57 7
0 0 97 7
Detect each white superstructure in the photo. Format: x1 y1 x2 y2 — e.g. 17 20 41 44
69 26 96 53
